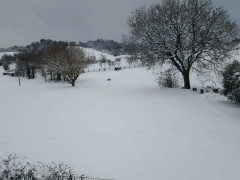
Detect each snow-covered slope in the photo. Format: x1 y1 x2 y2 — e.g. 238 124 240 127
0 52 17 58
83 47 117 61
82 47 128 60
0 65 240 180
82 47 129 70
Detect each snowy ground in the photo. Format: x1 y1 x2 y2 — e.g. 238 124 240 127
0 66 240 180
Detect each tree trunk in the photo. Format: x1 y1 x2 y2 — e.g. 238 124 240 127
31 69 35 79
182 70 190 89
56 73 61 81
50 71 53 80
27 68 31 79
71 80 75 87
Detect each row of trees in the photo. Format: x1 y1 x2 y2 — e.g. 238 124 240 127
98 55 121 69
16 40 95 86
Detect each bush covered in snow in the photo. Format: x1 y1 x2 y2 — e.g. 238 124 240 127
156 69 179 88
222 61 240 104
0 154 75 180
0 154 37 180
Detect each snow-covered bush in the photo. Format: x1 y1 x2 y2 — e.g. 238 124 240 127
222 61 240 104
3 62 10 71
0 154 37 179
0 154 75 180
43 162 74 180
157 69 179 88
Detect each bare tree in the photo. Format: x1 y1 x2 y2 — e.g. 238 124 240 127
107 59 114 69
44 46 94 86
115 58 121 68
124 0 239 89
17 50 41 79
99 54 107 68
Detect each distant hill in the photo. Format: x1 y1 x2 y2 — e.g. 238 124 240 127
0 46 24 53
0 39 126 56
78 39 126 56
1 38 239 56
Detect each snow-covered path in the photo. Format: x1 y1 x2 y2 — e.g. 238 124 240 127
0 68 240 180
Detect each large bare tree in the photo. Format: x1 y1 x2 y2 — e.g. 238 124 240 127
43 46 94 86
124 0 239 89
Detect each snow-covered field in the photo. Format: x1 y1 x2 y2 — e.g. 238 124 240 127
0 65 240 180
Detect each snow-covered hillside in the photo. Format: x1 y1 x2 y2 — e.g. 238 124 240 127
82 47 129 71
83 47 118 61
0 65 240 180
0 52 17 58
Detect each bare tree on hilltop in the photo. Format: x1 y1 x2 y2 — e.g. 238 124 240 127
124 0 239 89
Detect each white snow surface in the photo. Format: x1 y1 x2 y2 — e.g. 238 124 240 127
1 64 240 179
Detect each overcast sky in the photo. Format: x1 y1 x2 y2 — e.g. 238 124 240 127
0 0 239 48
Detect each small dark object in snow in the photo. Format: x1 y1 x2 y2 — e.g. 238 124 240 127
200 89 204 94
114 67 121 71
107 79 111 81
213 88 219 93
192 88 197 91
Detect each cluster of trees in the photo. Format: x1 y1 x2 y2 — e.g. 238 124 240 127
124 0 239 89
17 50 40 79
16 39 95 86
98 55 121 69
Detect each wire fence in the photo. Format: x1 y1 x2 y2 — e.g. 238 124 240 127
83 64 142 73
0 175 115 180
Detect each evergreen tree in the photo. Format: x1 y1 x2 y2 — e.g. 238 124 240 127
222 61 240 103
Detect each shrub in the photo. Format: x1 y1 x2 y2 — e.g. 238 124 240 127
0 154 37 180
157 68 179 88
0 154 75 180
222 60 240 104
3 62 10 71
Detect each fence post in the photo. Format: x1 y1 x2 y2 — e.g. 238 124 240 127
80 175 84 180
